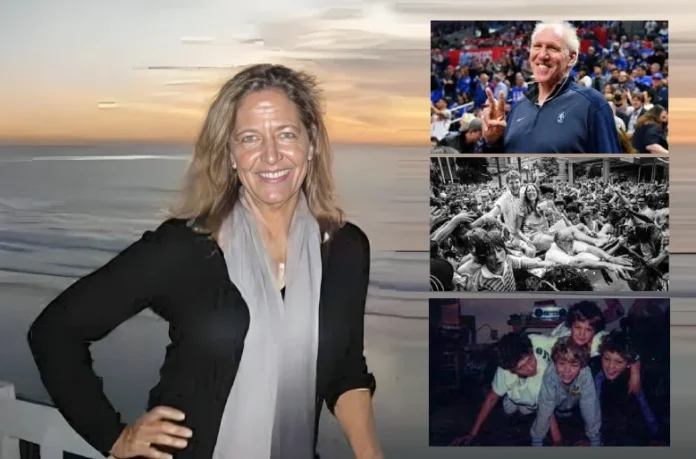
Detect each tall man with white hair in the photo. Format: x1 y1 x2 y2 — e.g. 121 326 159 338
482 21 621 153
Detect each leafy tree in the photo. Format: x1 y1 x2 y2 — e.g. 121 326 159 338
431 158 442 187
454 158 491 184
574 163 587 179
588 164 603 179
537 157 560 177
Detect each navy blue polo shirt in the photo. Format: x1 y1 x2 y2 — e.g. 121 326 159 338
483 77 621 153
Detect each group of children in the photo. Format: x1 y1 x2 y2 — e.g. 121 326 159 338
455 301 663 446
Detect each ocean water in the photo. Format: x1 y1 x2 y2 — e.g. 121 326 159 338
2 144 696 457
0 143 430 457
0 143 430 306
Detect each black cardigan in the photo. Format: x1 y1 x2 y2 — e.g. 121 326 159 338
27 218 376 458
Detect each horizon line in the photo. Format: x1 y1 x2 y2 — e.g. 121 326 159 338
0 138 427 148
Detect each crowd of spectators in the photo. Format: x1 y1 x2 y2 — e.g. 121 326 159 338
430 162 669 292
431 21 669 154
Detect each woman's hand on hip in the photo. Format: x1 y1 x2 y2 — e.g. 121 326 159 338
110 406 192 459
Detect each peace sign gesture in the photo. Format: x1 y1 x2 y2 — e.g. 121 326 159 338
482 87 507 143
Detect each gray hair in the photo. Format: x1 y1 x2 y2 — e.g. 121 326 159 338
553 228 575 244
532 21 580 66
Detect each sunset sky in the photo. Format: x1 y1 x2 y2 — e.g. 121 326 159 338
0 0 430 145
2 1 686 146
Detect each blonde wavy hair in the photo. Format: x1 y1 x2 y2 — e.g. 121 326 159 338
173 64 345 235
551 336 590 368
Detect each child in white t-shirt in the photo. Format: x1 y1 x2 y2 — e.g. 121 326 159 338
452 333 562 446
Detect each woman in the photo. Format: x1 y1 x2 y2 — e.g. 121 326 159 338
631 105 668 153
520 186 610 254
27 64 382 459
519 184 554 253
580 208 601 234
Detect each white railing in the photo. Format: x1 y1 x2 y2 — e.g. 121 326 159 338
451 102 475 123
0 381 103 459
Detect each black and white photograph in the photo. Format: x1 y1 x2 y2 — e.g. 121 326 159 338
430 156 669 291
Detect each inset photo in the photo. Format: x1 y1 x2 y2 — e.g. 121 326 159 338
430 21 669 153
430 156 669 292
429 298 670 446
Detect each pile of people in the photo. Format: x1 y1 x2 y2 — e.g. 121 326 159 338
430 170 669 291
431 21 668 153
450 301 669 446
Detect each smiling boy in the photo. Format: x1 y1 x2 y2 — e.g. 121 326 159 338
550 301 607 354
466 229 553 291
593 330 660 445
550 301 643 394
530 337 601 446
453 332 562 446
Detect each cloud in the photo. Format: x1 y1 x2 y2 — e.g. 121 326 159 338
179 36 214 44
1 0 430 144
97 101 120 109
163 79 208 86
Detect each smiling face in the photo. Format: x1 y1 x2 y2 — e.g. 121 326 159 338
526 185 538 201
566 208 579 224
512 353 538 378
571 320 596 347
483 246 507 275
601 351 629 381
507 177 521 196
230 89 311 210
555 357 582 385
530 26 575 86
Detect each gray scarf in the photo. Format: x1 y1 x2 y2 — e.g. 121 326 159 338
213 191 322 459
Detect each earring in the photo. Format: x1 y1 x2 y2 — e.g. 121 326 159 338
232 163 237 169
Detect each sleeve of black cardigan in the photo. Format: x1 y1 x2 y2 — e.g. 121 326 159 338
325 224 376 414
27 220 191 456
